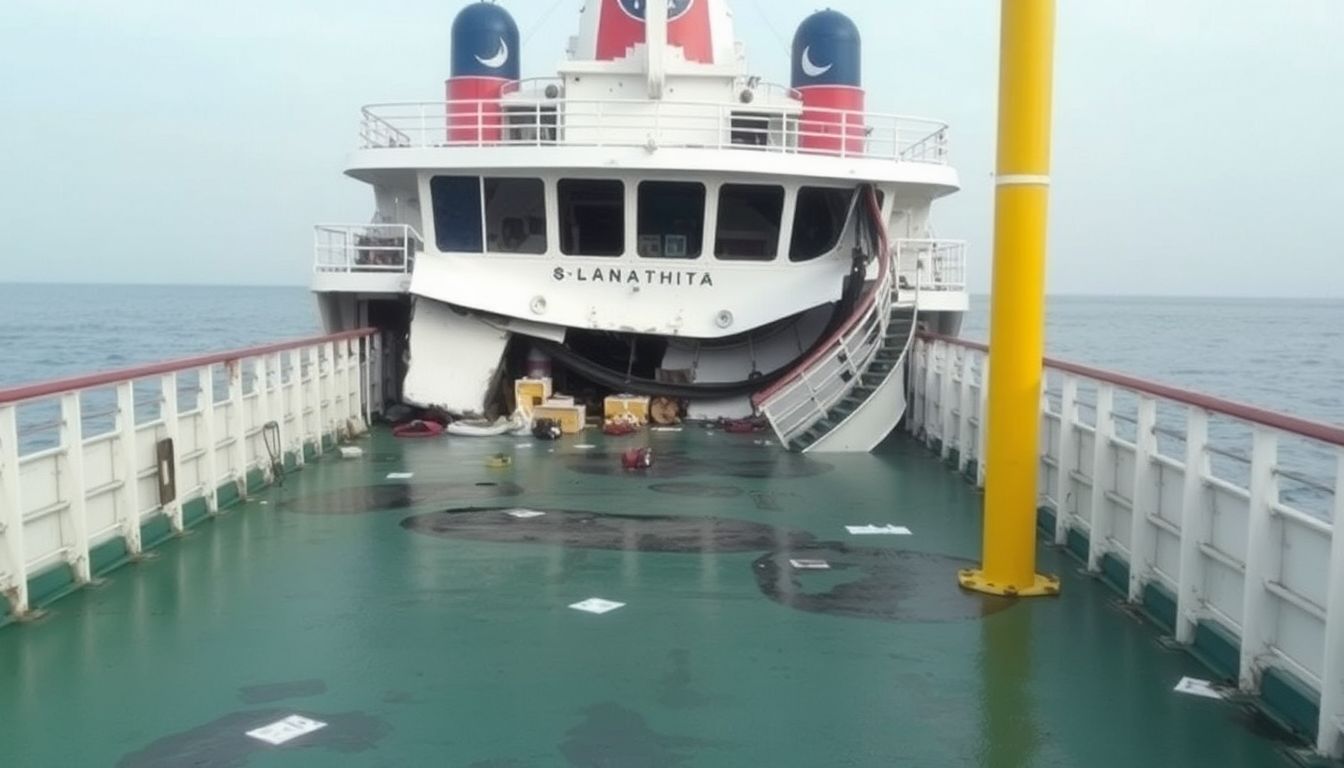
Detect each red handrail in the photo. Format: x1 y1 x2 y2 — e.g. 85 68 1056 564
752 186 890 408
0 329 377 406
919 332 1344 448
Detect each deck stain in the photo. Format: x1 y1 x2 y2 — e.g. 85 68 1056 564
402 507 816 553
282 481 524 515
559 702 695 767
236 679 327 705
115 709 390 768
753 545 1017 622
656 649 713 709
648 482 743 498
565 450 834 479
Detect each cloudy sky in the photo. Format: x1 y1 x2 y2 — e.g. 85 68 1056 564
1 0 1340 296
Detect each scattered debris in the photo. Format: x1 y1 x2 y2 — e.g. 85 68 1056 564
789 559 831 570
386 473 414 480
485 454 513 469
338 446 364 459
569 598 626 615
391 420 444 439
507 509 547 519
846 525 913 536
1174 677 1224 700
532 418 564 441
245 715 328 746
622 448 654 470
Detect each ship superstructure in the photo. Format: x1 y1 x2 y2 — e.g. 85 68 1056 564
311 0 968 452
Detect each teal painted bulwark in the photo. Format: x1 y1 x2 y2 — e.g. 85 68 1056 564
1192 620 1242 682
139 513 174 549
89 536 130 577
1260 666 1321 742
216 480 241 511
1098 553 1130 593
26 563 75 608
182 497 210 527
1141 582 1178 633
245 468 267 495
1037 505 1056 534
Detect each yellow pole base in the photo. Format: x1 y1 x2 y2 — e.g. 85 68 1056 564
958 569 1060 598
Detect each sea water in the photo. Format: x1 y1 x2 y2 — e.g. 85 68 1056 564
1 284 1340 498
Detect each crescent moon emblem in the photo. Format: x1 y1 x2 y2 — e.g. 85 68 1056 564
476 38 509 69
800 46 832 78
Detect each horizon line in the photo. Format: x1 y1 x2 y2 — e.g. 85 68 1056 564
1 280 1341 301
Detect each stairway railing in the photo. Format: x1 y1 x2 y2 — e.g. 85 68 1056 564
754 188 900 446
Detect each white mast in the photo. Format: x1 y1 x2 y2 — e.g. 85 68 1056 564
646 0 668 98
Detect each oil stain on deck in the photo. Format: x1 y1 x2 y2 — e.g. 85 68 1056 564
401 507 816 553
754 545 1017 622
116 709 390 768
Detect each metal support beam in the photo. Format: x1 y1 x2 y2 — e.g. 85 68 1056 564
1174 408 1210 644
960 0 1059 597
0 405 30 614
115 382 143 555
60 393 92 583
1319 449 1344 757
1239 428 1279 691
1052 375 1078 546
1128 396 1158 602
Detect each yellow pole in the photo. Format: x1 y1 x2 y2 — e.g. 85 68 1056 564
958 0 1060 598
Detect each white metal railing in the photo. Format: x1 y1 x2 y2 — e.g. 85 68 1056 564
910 334 1344 759
357 99 951 164
313 224 422 274
897 239 967 292
757 263 904 447
0 331 388 620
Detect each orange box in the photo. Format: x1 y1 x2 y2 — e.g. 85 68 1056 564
514 377 553 411
532 404 587 434
604 394 650 424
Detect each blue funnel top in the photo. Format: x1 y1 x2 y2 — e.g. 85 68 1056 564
791 10 862 88
452 2 521 80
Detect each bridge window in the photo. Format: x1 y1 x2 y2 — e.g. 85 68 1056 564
715 184 785 261
637 181 705 259
430 176 483 253
790 187 854 262
559 179 625 257
485 178 547 254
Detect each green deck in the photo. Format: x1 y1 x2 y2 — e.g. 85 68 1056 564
0 427 1324 766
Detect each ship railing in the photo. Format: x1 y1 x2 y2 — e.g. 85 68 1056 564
0 330 391 621
754 189 908 447
358 99 951 164
896 239 967 293
313 223 423 274
910 333 1344 758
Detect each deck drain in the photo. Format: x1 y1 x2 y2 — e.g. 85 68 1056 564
402 507 815 553
752 545 1016 623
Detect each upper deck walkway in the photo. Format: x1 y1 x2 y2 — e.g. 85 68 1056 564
0 425 1317 766
356 97 951 165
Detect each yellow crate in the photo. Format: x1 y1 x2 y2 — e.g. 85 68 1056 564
514 377 553 411
604 394 650 424
532 404 587 434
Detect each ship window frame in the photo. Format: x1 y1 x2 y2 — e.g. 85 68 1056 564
636 181 706 260
789 186 856 263
713 183 786 262
558 178 627 258
484 177 548 255
430 175 485 254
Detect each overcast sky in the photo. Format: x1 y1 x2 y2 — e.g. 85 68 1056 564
1 0 1341 296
